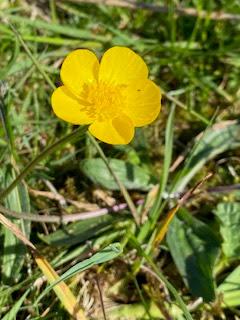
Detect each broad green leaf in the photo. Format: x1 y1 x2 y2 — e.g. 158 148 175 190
39 214 126 246
2 167 31 284
167 209 220 301
214 202 240 260
217 265 240 307
2 289 29 320
173 121 240 192
37 243 122 301
80 158 155 191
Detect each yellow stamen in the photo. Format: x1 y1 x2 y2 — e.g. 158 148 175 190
79 82 125 121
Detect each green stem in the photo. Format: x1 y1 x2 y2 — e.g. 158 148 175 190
147 259 193 320
4 16 138 228
130 235 193 320
132 276 154 320
0 127 86 200
87 133 140 226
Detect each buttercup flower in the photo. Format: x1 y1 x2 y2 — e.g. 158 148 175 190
51 47 161 144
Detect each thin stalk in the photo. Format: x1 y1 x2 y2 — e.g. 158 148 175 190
132 276 154 320
149 104 175 219
87 133 140 226
0 127 86 200
96 273 107 320
130 235 193 320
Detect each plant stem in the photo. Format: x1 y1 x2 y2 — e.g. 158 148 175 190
3 16 139 228
130 235 193 320
87 133 140 226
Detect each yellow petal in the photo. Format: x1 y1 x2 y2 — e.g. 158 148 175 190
60 49 99 96
124 79 161 127
99 47 148 85
89 114 134 144
51 86 94 124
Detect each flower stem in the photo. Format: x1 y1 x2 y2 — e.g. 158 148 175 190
3 17 140 228
87 133 140 226
0 127 86 201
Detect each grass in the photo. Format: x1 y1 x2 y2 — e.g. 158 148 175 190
0 0 240 319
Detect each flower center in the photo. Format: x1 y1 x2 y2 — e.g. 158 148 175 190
79 82 125 121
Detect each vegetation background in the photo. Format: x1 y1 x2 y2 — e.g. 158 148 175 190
0 0 240 319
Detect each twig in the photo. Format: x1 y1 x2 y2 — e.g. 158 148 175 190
96 274 107 320
0 201 143 223
153 173 213 246
43 179 67 207
207 184 240 194
187 297 203 312
67 0 240 21
15 180 240 224
29 188 67 202
177 173 213 206
29 188 99 211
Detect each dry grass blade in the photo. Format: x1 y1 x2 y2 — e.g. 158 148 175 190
0 213 87 320
35 255 87 320
154 173 213 246
0 213 36 250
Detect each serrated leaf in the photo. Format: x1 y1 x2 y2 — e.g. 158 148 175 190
214 202 240 260
167 209 220 301
80 158 155 191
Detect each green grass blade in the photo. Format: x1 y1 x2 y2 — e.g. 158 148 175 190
138 104 175 242
2 167 31 284
130 234 193 320
37 243 122 303
2 289 29 320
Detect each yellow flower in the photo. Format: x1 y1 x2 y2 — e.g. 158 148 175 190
51 46 161 144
